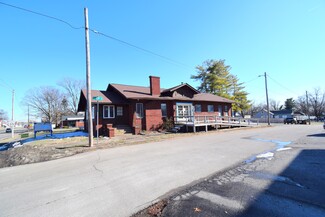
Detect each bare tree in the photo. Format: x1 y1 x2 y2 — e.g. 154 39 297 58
0 109 8 120
22 86 65 125
244 102 265 117
57 78 85 115
308 88 325 119
295 95 309 114
269 99 283 111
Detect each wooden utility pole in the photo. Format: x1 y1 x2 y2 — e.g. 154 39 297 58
84 8 93 147
264 72 270 126
11 89 14 138
306 91 310 125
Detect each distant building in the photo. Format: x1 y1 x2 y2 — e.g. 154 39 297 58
61 113 84 129
252 109 274 119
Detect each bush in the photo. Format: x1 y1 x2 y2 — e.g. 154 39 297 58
162 117 174 131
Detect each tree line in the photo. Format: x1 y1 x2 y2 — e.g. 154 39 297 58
191 59 325 119
248 90 325 119
21 78 85 126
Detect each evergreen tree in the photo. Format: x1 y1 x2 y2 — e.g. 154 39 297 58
191 59 250 117
284 98 295 110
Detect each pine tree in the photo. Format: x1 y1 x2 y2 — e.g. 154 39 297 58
191 59 251 117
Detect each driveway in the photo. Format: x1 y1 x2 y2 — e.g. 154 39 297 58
0 125 319 217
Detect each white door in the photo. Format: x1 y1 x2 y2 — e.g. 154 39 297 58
176 104 193 122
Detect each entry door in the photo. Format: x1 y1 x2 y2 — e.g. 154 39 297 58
176 104 193 122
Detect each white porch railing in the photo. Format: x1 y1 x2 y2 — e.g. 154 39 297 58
174 115 259 126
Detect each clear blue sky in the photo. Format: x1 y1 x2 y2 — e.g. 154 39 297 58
1 0 324 121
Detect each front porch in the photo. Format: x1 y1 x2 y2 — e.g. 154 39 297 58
174 115 259 132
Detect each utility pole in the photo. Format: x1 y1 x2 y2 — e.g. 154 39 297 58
28 104 30 131
84 8 93 147
260 72 270 126
306 91 310 125
11 89 14 138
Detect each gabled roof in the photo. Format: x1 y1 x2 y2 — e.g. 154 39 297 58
258 109 274 115
161 83 200 94
107 83 233 103
108 84 158 99
271 109 293 115
81 89 127 104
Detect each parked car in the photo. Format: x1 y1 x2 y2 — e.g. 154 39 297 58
284 117 297 124
323 121 325 130
5 128 12 133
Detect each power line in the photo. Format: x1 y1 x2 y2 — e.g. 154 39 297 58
90 29 192 69
0 79 13 90
0 1 192 70
267 74 300 96
0 1 83 30
242 76 260 85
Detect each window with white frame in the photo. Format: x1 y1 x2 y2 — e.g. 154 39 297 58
161 103 167 117
136 103 144 118
208 105 214 112
117 106 123 116
103 105 115 119
195 104 202 112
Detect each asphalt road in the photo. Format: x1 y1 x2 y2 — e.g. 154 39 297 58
0 125 321 217
160 125 325 217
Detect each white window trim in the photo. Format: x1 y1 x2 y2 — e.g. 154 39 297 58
103 105 115 119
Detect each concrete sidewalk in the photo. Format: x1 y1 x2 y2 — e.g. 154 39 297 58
0 125 318 217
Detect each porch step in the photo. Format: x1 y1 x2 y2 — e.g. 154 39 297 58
115 125 133 135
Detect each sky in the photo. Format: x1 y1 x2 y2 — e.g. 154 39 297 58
0 0 324 121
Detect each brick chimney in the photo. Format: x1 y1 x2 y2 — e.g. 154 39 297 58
149 76 160 95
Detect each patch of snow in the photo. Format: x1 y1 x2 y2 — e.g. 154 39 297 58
276 147 292 152
256 152 274 160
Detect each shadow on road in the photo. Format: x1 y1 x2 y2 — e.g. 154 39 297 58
236 150 325 217
307 133 325 137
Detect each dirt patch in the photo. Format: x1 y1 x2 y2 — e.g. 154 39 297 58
0 131 188 168
132 200 168 217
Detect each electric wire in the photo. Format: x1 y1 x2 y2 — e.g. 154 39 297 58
267 74 300 96
0 1 83 30
0 79 13 90
242 76 260 85
89 29 192 69
0 1 192 70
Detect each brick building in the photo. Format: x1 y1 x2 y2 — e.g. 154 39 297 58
77 76 233 135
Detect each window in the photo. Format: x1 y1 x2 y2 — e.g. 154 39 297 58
208 105 214 112
103 105 115 119
224 105 228 116
195 104 202 112
136 103 144 118
117 106 123 116
161 103 167 117
218 105 222 116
